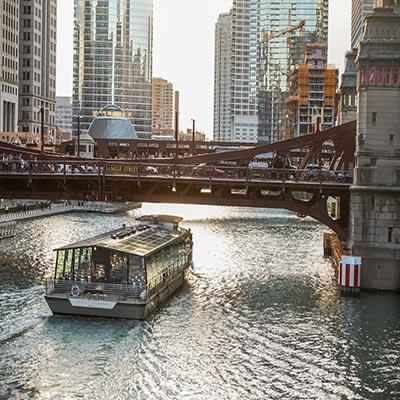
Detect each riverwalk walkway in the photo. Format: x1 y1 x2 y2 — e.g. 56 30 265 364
0 204 76 223
0 202 141 224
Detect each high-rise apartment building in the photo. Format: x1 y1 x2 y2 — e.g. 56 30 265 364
213 12 232 142
18 0 57 136
231 0 259 143
73 0 153 139
55 96 72 133
213 0 328 143
152 78 174 131
213 2 259 143
0 0 19 132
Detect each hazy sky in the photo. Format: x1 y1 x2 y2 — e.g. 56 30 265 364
56 0 351 135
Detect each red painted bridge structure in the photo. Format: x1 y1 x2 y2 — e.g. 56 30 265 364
0 121 356 240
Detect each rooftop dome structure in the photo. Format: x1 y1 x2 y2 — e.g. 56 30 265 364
87 105 138 140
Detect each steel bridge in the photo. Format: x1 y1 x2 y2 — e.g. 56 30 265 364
0 121 356 240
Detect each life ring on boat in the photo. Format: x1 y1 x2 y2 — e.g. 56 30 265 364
140 289 147 300
71 284 81 297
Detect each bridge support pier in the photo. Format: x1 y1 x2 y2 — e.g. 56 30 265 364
349 5 400 290
351 189 400 290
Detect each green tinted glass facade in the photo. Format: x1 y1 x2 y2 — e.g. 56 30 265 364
258 0 328 142
72 0 153 138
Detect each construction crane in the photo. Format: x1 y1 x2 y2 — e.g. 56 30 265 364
259 19 305 142
261 20 305 44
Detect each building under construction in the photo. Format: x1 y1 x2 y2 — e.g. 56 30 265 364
286 44 338 138
213 0 329 144
257 0 329 143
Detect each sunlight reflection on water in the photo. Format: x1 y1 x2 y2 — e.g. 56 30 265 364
0 204 399 399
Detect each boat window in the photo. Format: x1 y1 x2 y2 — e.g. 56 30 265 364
109 252 128 284
73 248 82 280
90 263 105 282
63 249 73 280
146 254 157 283
75 247 92 281
55 250 65 279
129 255 145 285
146 237 191 289
92 247 109 282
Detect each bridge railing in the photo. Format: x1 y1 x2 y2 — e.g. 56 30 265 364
0 159 353 184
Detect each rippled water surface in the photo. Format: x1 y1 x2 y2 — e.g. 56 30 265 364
0 204 399 400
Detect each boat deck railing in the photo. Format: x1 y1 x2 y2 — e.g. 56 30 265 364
46 280 147 302
46 256 191 303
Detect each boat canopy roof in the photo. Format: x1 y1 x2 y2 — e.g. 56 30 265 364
55 223 185 257
136 215 183 224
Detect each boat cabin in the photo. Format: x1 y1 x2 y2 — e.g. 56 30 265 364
53 216 192 298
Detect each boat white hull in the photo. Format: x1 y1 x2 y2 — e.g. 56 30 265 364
45 269 186 320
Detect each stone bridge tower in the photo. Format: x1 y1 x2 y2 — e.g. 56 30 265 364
350 2 400 290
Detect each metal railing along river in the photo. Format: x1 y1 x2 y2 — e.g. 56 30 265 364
0 204 76 223
0 221 16 239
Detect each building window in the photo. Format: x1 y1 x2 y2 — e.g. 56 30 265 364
372 112 377 124
388 227 393 243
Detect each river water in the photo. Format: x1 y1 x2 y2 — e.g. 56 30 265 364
0 204 399 400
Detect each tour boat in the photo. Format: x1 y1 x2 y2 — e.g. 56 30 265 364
45 215 193 319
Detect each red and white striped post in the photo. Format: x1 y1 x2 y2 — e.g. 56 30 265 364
339 256 362 294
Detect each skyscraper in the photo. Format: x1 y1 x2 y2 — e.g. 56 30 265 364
231 0 260 143
213 1 259 143
352 1 400 49
55 96 72 134
0 0 19 132
73 0 153 138
351 0 374 49
213 12 233 141
18 0 57 136
258 0 328 143
213 0 328 143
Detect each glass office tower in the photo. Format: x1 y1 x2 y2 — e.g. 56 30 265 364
351 0 374 49
258 0 328 143
213 0 328 143
72 0 153 138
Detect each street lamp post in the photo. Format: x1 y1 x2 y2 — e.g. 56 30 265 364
191 119 196 155
76 115 81 157
40 107 45 152
174 110 179 159
40 106 51 153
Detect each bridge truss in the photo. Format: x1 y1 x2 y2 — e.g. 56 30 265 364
0 121 356 240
